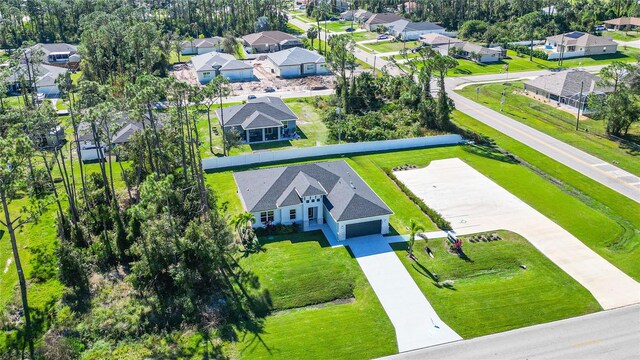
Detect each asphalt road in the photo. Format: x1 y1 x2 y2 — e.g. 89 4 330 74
381 304 640 360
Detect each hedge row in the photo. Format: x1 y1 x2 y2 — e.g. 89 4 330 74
506 44 549 60
383 169 452 230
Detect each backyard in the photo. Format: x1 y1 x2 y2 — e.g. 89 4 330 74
604 30 640 42
457 82 640 176
391 231 601 338
358 40 421 54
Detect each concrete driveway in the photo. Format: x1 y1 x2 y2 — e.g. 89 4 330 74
314 225 462 352
394 158 640 310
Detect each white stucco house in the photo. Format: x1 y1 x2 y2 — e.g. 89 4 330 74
190 52 254 83
541 31 617 60
233 161 393 240
216 97 298 143
264 47 330 78
387 20 445 41
180 37 224 55
450 42 502 63
6 63 68 96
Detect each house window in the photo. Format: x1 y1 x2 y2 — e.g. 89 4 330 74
305 64 315 71
603 47 606 52
290 209 296 220
306 199 309 203
282 121 288 128
203 72 211 78
266 128 273 135
260 211 274 224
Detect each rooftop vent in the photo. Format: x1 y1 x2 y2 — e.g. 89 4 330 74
349 181 355 189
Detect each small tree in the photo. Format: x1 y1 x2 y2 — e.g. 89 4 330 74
307 26 318 50
407 219 426 260
200 76 231 154
222 34 238 55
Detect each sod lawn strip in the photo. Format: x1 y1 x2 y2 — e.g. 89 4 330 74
391 231 601 338
230 231 396 359
457 82 640 176
453 111 640 281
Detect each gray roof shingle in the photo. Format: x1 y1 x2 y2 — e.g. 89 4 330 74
524 70 613 98
266 47 325 66
191 52 252 72
233 161 393 221
216 97 297 129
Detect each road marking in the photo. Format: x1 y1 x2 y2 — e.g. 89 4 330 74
573 339 602 347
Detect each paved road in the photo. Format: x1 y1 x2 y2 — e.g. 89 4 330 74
381 304 640 360
314 224 462 352
395 158 640 310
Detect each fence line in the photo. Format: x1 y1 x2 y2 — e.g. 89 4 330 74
202 134 464 170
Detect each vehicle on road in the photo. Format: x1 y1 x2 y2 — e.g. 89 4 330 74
377 34 388 40
346 27 354 32
594 25 606 31
247 94 257 100
264 87 276 93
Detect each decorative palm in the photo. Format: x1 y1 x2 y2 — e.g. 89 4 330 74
232 212 255 247
408 219 427 260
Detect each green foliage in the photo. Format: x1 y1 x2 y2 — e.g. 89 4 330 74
30 246 57 283
506 44 549 60
458 20 489 41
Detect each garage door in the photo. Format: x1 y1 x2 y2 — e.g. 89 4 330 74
346 220 382 238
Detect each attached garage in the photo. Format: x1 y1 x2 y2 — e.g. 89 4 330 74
346 220 382 238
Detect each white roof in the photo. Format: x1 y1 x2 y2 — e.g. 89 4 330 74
266 47 325 66
191 52 252 72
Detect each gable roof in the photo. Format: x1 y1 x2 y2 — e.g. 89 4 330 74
191 52 252 72
387 19 444 33
604 17 640 26
242 31 298 46
453 42 501 56
8 63 67 88
420 33 462 46
365 13 405 26
266 47 325 66
181 37 224 49
32 43 78 55
233 160 393 221
354 9 373 20
524 70 613 98
546 32 617 47
216 97 297 129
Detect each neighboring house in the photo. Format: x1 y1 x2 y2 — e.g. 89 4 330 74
603 17 640 31
264 47 329 78
27 43 81 67
523 70 613 112
542 31 617 60
190 52 254 83
363 13 405 31
233 160 393 240
180 37 224 55
216 97 298 143
242 31 303 53
386 20 445 41
5 63 68 96
353 9 373 23
399 1 418 13
450 42 502 63
540 5 556 16
340 10 356 21
420 33 462 47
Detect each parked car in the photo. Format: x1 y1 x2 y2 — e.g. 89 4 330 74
299 5 306 10
247 94 257 100
152 101 168 110
264 87 276 93
376 34 388 40
594 25 606 31
329 17 338 21
346 27 355 32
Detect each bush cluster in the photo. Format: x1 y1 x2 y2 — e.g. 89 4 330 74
506 44 549 60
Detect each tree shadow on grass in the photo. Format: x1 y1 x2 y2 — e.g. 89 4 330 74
295 128 309 140
463 143 519 164
257 230 332 248
249 140 292 152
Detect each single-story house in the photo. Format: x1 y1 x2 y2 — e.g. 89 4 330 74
353 9 373 23
264 47 329 78
242 31 303 53
386 19 445 41
340 10 356 21
233 160 393 240
363 13 405 32
181 37 224 55
603 17 640 31
191 52 254 83
542 32 617 60
450 42 502 63
216 97 298 143
27 43 81 67
420 33 462 47
6 63 68 96
523 70 613 112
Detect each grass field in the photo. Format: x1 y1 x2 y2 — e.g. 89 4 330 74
445 49 640 77
359 40 421 53
452 111 640 281
230 231 396 359
392 231 601 338
457 82 640 176
605 30 640 41
350 31 378 42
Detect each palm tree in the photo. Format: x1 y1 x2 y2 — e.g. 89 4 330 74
307 26 318 50
408 219 427 260
233 212 256 246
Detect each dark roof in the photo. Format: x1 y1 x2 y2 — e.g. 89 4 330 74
216 97 297 129
524 70 613 98
233 160 393 221
365 13 405 26
242 31 299 46
181 37 224 49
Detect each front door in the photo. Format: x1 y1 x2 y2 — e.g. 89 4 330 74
307 207 316 221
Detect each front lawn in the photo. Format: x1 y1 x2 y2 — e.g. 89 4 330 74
391 231 601 338
605 30 640 41
359 40 421 54
229 231 396 359
350 31 378 42
320 21 352 33
457 82 640 176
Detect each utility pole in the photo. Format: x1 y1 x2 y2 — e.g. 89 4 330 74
558 33 565 67
336 105 342 144
373 55 377 75
576 80 584 131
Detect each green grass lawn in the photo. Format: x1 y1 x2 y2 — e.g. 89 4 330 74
605 30 640 41
350 31 378 42
392 231 601 338
229 231 396 359
320 21 352 33
453 110 640 281
457 82 640 176
170 51 192 64
446 49 640 77
359 40 421 54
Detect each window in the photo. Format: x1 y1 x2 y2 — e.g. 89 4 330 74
306 199 309 203
203 72 211 78
260 211 274 224
305 64 315 71
289 209 296 220
266 128 273 135
281 121 288 128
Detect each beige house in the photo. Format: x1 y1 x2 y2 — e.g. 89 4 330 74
542 32 617 60
604 17 640 31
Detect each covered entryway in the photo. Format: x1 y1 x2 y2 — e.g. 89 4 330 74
346 220 381 238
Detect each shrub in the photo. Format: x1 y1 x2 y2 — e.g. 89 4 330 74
506 44 549 60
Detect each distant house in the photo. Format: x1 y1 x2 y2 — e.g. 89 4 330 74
450 42 502 63
5 63 68 96
27 43 81 67
543 32 617 60
399 1 418 13
353 9 373 23
523 70 613 112
420 33 462 47
216 97 298 143
540 5 556 16
340 10 356 21
264 47 329 78
233 160 393 239
386 20 445 41
603 17 640 31
190 52 254 83
363 13 405 31
181 37 224 55
242 31 303 53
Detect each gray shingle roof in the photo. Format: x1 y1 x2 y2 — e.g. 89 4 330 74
242 31 298 46
216 97 297 129
191 52 252 72
181 37 224 49
546 32 617 47
233 160 393 221
453 42 501 55
387 19 444 33
365 13 405 26
420 33 462 46
266 47 325 66
524 70 613 98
